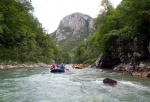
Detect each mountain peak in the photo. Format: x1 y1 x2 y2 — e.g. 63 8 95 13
51 12 95 52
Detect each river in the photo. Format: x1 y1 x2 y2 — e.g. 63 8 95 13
0 64 150 102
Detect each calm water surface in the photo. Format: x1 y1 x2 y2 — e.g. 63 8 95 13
0 64 150 102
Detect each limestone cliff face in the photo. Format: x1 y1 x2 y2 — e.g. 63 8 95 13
51 12 95 51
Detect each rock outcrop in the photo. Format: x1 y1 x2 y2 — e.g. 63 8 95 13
51 12 95 52
113 63 150 77
95 53 121 68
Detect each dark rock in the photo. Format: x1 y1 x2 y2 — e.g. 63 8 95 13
103 78 117 87
147 72 150 77
98 58 121 68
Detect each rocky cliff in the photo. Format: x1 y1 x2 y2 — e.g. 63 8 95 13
51 12 95 52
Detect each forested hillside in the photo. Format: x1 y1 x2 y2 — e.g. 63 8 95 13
0 0 70 64
1 0 149 66
73 0 150 67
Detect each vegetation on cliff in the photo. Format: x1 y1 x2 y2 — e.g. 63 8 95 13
73 0 150 67
51 12 95 53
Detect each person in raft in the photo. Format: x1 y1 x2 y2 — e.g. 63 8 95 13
56 64 60 68
60 63 65 70
49 64 55 70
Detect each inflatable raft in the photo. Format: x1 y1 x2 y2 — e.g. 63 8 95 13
74 65 83 69
50 68 65 73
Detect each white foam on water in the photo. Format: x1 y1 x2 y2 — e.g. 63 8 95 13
72 81 82 86
119 81 150 90
92 79 103 84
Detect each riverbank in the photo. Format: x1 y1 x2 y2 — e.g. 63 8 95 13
113 63 150 77
0 63 50 70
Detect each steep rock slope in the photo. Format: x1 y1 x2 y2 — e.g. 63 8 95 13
51 12 95 52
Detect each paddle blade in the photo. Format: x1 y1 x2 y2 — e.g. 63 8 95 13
66 68 69 71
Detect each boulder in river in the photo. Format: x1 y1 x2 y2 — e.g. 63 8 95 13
103 78 117 87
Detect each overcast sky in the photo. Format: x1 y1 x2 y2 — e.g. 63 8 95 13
31 0 122 33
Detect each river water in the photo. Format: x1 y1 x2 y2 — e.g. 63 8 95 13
0 64 150 102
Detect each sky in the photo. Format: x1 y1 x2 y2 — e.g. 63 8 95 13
31 0 122 33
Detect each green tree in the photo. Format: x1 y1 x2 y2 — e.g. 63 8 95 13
73 0 150 65
0 0 71 64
